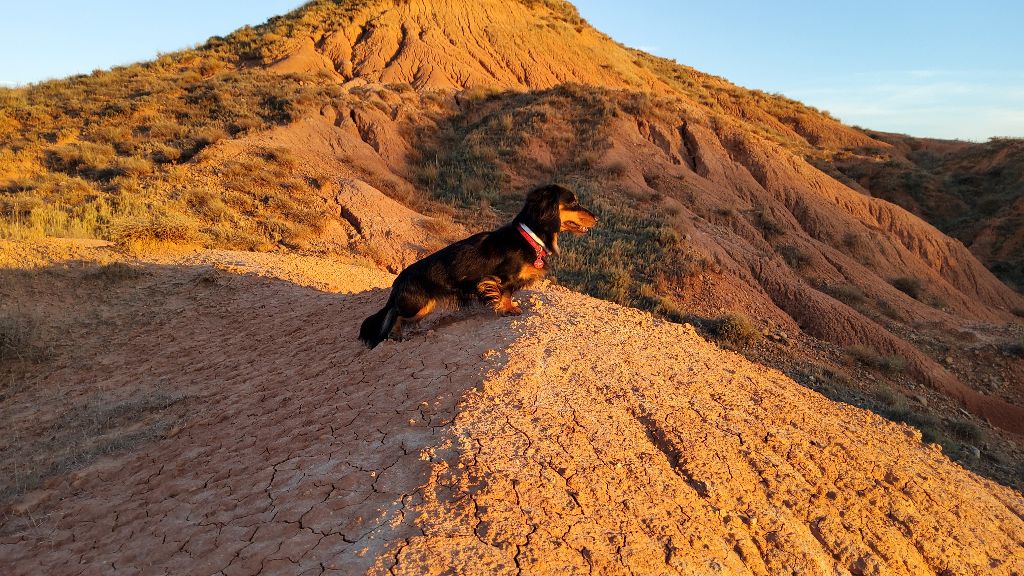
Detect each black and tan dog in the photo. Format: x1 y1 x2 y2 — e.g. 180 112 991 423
359 184 597 348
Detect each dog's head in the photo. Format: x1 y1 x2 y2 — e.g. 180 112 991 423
518 184 598 238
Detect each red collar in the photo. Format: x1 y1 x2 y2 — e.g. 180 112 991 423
517 223 547 269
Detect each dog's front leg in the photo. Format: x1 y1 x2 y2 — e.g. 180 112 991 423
476 276 510 314
497 291 523 315
478 277 523 315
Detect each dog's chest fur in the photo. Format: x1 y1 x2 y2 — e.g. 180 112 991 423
515 261 547 285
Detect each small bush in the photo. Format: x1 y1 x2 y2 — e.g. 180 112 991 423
262 146 297 170
777 244 810 269
880 405 942 444
185 189 233 222
891 276 924 300
870 383 903 407
47 142 118 178
752 209 784 239
710 313 761 348
112 155 155 178
876 299 902 320
653 225 681 247
605 159 629 177
841 232 861 249
947 419 983 443
0 194 43 219
844 345 907 373
819 282 865 306
193 126 229 147
151 142 182 163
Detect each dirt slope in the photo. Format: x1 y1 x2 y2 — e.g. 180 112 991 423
2 242 1022 575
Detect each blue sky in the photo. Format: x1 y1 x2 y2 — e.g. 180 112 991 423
2 1 1021 141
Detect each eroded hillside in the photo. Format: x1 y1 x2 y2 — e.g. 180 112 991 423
815 133 1024 291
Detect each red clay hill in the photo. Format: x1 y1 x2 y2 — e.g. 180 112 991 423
201 0 1024 435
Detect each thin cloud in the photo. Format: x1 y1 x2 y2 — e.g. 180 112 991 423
632 45 661 54
780 70 1024 140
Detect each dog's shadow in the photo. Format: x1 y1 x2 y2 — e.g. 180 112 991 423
395 300 502 341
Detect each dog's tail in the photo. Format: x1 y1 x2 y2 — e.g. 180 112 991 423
359 301 398 348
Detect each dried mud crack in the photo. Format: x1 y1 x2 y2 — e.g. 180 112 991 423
1 248 1022 575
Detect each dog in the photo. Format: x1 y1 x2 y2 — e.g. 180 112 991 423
359 184 597 348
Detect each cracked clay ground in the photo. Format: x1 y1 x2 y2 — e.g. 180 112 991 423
2 246 1023 575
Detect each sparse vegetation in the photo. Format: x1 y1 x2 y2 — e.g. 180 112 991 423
816 281 865 306
890 276 924 300
947 419 983 443
420 213 459 238
109 212 201 247
410 84 718 319
776 244 810 269
709 313 761 349
1 392 185 501
0 309 47 362
751 208 785 239
843 344 907 373
0 34 345 247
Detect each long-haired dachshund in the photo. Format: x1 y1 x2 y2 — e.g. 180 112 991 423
359 184 597 347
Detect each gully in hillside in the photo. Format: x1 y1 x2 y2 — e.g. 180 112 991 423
359 184 597 347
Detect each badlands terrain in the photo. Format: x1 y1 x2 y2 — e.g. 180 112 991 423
2 0 1024 573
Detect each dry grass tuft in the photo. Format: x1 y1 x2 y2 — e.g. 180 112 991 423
843 344 907 373
0 309 47 362
420 213 458 238
710 313 761 349
109 213 201 247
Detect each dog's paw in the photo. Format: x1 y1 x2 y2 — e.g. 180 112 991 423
504 304 523 316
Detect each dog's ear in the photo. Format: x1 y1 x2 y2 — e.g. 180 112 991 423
520 185 562 232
